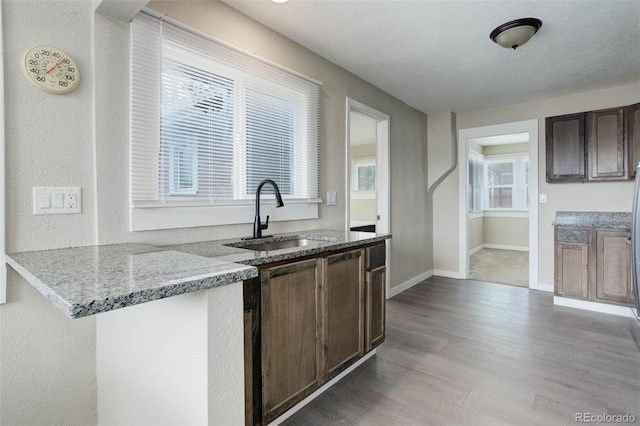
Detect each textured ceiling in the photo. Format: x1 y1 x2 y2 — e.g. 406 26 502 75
221 0 640 114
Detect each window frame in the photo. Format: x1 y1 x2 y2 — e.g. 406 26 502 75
129 11 322 231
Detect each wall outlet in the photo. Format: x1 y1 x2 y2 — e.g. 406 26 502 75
33 187 81 215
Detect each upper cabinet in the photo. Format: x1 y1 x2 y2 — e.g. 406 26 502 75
627 103 640 178
546 113 587 182
588 107 626 181
546 103 638 183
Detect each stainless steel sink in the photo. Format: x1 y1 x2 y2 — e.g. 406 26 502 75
239 238 313 252
225 235 338 252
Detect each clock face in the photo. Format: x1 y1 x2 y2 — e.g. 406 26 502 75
20 45 80 94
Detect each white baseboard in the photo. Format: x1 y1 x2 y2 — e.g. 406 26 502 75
530 282 554 292
271 349 377 426
468 245 483 256
554 296 635 318
388 270 433 298
434 270 462 279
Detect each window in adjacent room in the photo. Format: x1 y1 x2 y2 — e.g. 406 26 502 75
468 151 528 212
130 12 321 230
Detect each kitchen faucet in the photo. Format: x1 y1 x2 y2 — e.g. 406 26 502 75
253 179 285 239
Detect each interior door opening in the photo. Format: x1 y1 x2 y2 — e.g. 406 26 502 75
458 120 539 290
346 98 391 295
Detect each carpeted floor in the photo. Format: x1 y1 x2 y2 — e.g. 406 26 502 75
469 248 529 287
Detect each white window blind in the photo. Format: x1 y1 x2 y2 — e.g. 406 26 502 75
130 13 321 211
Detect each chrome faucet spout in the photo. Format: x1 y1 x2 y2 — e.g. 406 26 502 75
253 179 285 239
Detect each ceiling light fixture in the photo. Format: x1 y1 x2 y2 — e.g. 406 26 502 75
490 18 542 50
271 0 289 3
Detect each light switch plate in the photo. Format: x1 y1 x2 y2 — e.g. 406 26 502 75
539 193 547 203
327 191 337 206
33 187 81 215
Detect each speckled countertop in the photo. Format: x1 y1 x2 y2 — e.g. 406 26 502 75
553 211 632 229
6 230 389 318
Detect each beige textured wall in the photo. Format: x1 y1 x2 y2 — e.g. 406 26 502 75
430 112 459 273
484 217 529 248
434 83 640 284
1 1 98 424
483 142 528 156
469 217 483 251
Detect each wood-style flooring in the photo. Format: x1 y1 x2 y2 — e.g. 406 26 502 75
284 276 640 425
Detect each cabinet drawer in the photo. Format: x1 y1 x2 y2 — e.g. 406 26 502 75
366 243 386 270
557 228 589 244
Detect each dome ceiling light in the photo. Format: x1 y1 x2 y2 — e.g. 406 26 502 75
490 18 542 50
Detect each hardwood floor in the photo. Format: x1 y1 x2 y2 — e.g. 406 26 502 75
284 276 640 425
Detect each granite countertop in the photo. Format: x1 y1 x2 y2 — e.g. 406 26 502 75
164 229 390 266
6 230 390 318
552 211 632 229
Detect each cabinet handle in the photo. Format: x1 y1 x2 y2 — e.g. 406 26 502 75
625 235 632 245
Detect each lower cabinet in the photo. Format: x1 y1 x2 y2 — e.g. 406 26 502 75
260 259 321 424
554 226 633 306
322 250 364 381
596 229 632 304
365 244 386 351
245 242 386 425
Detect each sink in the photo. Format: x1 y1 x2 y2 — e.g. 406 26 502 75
239 239 312 252
224 235 338 252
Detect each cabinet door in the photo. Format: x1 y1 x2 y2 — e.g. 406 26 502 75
546 113 586 182
627 103 640 178
366 265 386 352
322 249 364 382
596 230 632 304
261 259 320 423
588 108 627 180
555 243 589 299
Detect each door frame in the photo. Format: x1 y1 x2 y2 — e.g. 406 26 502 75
345 98 391 296
458 119 540 289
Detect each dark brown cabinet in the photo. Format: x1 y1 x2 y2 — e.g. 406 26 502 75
245 242 386 425
546 103 639 182
260 259 321 424
554 226 633 306
588 108 626 180
365 244 386 351
554 227 591 299
627 103 640 177
546 113 587 182
596 230 633 304
322 250 364 382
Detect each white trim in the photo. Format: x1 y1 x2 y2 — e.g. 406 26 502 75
434 270 463 279
388 270 434 298
0 0 5 304
531 282 554 292
469 244 529 255
345 98 391 299
131 203 318 232
270 349 377 426
483 244 529 252
554 296 635 318
458 119 539 291
482 210 529 218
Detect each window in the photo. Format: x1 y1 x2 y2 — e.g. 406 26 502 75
468 151 529 212
352 157 376 192
130 13 321 230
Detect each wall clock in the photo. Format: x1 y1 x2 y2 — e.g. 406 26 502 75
20 45 80 94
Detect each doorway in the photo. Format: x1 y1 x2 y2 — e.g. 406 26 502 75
458 120 539 290
346 98 390 295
